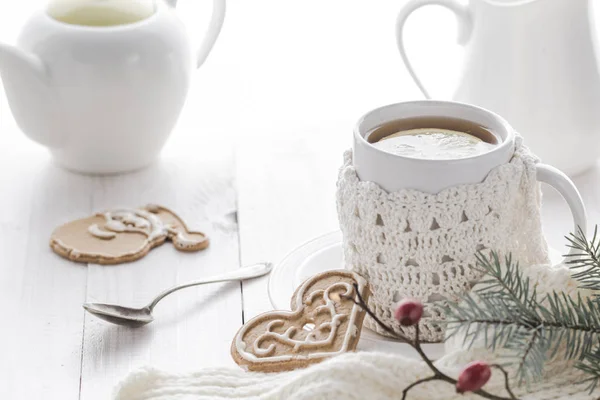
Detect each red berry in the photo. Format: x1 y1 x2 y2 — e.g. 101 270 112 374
456 361 492 393
394 298 423 326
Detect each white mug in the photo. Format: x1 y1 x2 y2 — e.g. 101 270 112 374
352 101 587 242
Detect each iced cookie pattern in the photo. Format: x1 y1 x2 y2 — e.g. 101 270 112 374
50 204 209 265
231 270 370 372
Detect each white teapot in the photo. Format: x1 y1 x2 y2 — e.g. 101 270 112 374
0 0 225 174
397 0 600 176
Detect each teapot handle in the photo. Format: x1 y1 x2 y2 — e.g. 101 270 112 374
167 0 226 68
396 0 472 99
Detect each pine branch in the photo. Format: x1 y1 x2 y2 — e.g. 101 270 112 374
444 250 600 387
578 348 600 393
508 328 548 385
561 226 600 387
565 226 600 292
473 252 539 321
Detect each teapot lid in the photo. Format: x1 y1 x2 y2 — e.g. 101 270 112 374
47 0 157 27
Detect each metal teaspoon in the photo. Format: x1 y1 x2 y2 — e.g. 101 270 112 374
83 262 273 327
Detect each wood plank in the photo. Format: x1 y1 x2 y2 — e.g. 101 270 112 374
0 4 90 399
0 147 92 399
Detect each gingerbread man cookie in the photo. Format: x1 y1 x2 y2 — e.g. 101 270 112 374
50 204 209 265
231 270 370 372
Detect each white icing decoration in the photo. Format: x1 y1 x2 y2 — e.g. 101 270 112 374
235 271 367 363
87 208 167 241
88 224 117 239
105 220 127 232
174 231 205 248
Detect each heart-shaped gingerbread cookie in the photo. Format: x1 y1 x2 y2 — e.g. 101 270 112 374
50 204 209 265
231 270 370 372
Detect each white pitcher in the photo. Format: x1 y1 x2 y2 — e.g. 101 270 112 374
0 0 225 174
397 0 600 175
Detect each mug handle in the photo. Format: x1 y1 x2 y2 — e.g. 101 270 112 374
167 0 226 68
396 0 473 99
536 164 587 264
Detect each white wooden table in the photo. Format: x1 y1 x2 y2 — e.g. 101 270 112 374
1 1 599 399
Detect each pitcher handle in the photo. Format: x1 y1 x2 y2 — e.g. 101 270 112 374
536 164 588 265
167 0 226 68
396 0 472 99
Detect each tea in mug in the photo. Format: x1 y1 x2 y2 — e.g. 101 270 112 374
367 117 499 160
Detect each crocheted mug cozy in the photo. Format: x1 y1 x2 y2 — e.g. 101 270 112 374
336 140 550 342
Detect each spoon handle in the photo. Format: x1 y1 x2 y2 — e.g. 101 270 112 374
147 262 272 310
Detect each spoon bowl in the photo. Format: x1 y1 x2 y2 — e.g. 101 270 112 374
83 262 273 327
83 304 154 327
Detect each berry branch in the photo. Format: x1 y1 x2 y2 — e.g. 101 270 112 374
491 364 517 400
350 284 518 400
